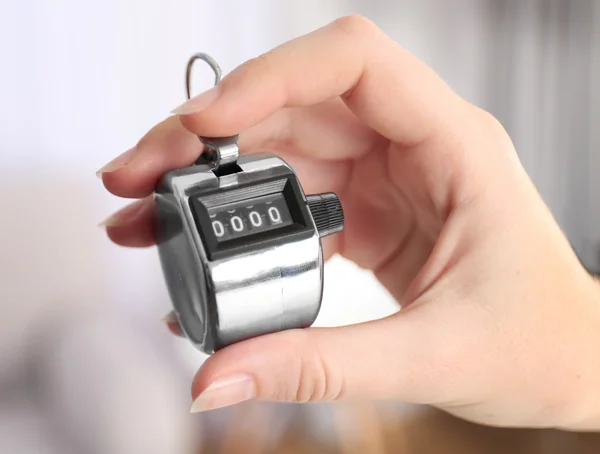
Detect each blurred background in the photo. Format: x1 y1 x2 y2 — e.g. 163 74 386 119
0 0 598 452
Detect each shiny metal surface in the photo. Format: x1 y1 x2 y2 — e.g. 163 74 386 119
198 134 240 170
155 153 323 354
185 52 222 99
155 166 218 351
209 233 322 346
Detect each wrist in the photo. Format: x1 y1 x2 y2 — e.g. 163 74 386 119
565 277 600 431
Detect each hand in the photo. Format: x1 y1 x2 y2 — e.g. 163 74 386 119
98 16 600 430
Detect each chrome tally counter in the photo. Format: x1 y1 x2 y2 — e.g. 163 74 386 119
154 54 344 354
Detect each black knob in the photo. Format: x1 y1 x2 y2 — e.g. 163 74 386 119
306 193 344 238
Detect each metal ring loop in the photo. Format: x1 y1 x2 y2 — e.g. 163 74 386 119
184 53 240 170
185 53 223 99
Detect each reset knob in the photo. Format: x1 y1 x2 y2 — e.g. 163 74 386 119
306 193 344 238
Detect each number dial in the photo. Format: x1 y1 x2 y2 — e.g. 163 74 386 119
189 176 314 261
207 193 293 242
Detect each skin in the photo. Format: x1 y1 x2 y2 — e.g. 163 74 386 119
98 16 600 431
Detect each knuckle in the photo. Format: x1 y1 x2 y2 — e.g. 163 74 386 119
135 135 151 155
236 52 276 79
225 51 286 102
134 117 174 152
469 105 511 143
275 330 343 403
135 125 160 151
478 109 505 136
475 108 519 163
332 14 380 40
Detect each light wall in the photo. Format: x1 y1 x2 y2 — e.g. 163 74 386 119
0 1 598 452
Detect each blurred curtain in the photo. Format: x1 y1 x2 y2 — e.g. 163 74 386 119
482 0 599 275
350 0 600 274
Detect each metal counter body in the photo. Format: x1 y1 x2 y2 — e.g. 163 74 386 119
154 153 324 354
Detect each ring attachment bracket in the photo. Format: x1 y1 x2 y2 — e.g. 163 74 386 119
197 135 240 171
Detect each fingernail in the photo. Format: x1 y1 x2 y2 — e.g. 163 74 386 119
161 311 184 336
96 146 137 178
171 85 221 115
190 374 255 413
98 199 147 228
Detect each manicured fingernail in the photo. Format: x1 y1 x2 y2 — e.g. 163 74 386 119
171 86 221 115
161 311 183 336
98 199 147 228
96 146 137 178
190 375 255 413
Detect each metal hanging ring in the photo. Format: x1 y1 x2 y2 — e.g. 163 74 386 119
184 53 239 170
185 53 223 100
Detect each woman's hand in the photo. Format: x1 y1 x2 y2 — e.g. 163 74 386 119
98 16 600 431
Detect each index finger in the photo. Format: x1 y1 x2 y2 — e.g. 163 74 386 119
174 15 467 149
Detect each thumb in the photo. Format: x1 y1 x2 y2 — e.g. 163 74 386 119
189 311 438 413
